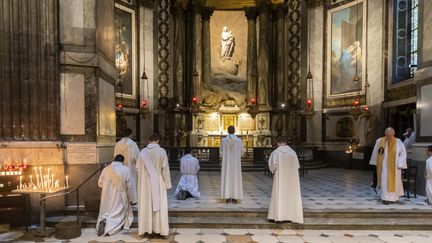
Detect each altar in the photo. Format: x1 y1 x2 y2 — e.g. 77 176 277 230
190 104 272 148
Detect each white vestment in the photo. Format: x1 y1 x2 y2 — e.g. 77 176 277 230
114 137 140 203
268 145 304 223
136 144 172 236
174 154 200 198
370 138 407 201
96 162 134 236
425 156 432 203
220 134 244 199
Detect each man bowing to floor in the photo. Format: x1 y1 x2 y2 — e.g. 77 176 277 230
370 127 407 204
268 137 303 224
136 134 172 237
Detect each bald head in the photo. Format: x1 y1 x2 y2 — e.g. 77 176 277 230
385 127 395 141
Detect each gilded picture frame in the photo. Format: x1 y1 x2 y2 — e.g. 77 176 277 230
115 3 136 99
326 0 366 99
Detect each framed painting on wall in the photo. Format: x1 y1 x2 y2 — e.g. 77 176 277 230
115 3 136 99
326 0 366 98
222 114 237 131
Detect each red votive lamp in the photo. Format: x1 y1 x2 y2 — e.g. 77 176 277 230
353 100 360 107
141 99 148 107
192 97 199 105
306 99 313 108
251 98 257 105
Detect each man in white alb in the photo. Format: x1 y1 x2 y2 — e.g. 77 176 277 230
96 155 134 236
267 137 303 224
114 128 140 204
370 127 407 204
174 147 200 200
425 145 432 204
220 126 244 203
136 134 172 237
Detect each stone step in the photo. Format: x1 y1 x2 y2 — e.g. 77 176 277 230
45 214 432 230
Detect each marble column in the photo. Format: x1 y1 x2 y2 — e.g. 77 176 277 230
192 1 203 101
245 7 258 102
274 4 287 105
257 0 271 107
171 2 186 106
201 7 214 88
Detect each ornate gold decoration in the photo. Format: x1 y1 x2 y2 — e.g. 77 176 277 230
386 83 416 102
158 0 170 109
201 0 283 9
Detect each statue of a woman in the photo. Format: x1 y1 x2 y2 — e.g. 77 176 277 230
220 26 235 60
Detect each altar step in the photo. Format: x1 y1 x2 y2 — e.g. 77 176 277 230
169 160 328 172
46 209 432 230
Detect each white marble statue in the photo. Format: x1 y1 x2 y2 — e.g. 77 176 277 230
220 26 235 59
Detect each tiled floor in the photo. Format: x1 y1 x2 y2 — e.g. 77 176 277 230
3 228 432 243
168 168 430 211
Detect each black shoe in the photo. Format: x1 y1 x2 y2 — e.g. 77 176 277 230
97 219 106 236
382 200 390 205
225 199 230 203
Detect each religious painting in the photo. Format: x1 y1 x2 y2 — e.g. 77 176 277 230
324 113 362 141
115 3 136 99
326 0 366 98
222 114 237 131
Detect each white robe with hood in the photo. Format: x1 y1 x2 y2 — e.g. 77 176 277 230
96 162 134 236
114 137 140 203
425 156 432 203
220 134 244 200
268 145 304 223
136 144 172 236
174 154 201 198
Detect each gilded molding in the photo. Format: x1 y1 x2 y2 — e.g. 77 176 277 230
386 83 417 102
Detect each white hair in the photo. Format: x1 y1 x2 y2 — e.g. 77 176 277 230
384 127 395 135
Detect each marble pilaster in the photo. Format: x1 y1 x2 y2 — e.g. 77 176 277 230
256 0 271 107
172 2 186 105
245 7 258 102
193 2 203 101
274 4 287 105
201 7 214 88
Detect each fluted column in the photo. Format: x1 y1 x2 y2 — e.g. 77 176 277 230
201 7 214 87
274 4 287 105
245 7 258 102
257 0 271 107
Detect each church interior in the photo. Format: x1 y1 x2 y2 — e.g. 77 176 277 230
1 0 432 242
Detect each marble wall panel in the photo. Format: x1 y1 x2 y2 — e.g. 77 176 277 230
421 0 432 66
60 73 85 135
419 83 432 136
306 6 323 144
59 0 84 45
98 78 116 136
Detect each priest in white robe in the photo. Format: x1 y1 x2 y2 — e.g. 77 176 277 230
174 148 201 199
370 127 407 204
114 128 140 204
136 134 172 237
96 155 134 236
425 145 432 204
220 126 244 203
268 137 303 223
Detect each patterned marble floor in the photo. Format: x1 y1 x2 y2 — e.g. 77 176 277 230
168 168 430 211
3 227 432 243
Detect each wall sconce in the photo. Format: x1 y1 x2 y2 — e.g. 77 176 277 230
299 15 315 120
349 99 362 119
247 71 260 119
116 74 126 116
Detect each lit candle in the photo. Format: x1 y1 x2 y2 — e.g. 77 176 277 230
39 167 43 181
19 176 22 189
36 174 39 188
55 180 59 189
66 175 69 188
30 175 33 186
51 174 54 188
